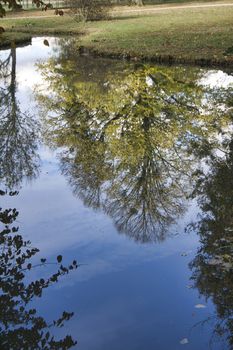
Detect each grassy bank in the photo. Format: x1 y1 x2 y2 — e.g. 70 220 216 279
79 5 233 67
1 3 233 66
0 32 31 49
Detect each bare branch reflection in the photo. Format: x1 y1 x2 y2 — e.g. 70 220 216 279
0 48 40 190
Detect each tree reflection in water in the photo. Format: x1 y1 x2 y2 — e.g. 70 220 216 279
0 47 40 190
37 46 230 243
37 45 233 346
189 129 233 348
1 40 232 348
0 190 77 349
0 46 79 348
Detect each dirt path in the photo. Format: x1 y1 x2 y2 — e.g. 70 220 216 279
2 1 233 20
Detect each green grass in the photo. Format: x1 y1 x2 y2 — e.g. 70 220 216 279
2 17 82 35
0 32 31 49
1 4 233 66
82 7 233 58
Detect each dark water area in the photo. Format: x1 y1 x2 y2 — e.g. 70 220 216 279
0 37 233 350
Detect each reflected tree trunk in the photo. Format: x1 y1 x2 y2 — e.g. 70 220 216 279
9 48 17 120
0 46 40 190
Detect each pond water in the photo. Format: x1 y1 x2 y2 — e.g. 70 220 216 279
0 37 232 350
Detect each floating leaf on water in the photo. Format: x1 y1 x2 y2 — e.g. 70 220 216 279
195 304 206 309
180 338 189 345
181 252 188 257
186 285 193 289
43 39 49 47
57 255 63 263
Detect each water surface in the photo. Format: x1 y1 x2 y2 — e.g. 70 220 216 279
0 37 232 350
